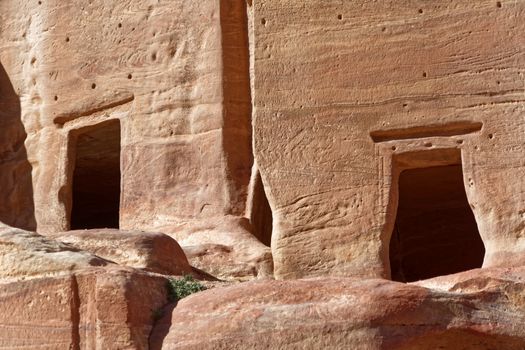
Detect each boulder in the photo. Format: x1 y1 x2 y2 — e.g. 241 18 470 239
0 266 168 350
151 267 525 349
158 216 273 281
0 225 168 349
49 229 192 276
0 224 109 283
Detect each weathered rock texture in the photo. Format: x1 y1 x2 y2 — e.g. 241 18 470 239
0 224 168 349
167 216 273 281
0 0 271 282
0 0 254 237
0 51 35 231
50 229 192 275
1 267 167 350
1 0 525 348
0 224 109 282
253 0 525 279
151 267 525 350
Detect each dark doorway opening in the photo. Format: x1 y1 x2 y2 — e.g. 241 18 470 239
389 164 485 282
250 172 273 247
70 120 121 229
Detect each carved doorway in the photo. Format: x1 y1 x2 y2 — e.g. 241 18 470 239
70 119 121 229
389 163 485 282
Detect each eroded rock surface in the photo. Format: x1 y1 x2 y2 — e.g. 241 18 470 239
0 224 108 283
254 0 525 279
50 229 192 276
0 224 168 349
0 266 167 350
0 0 253 237
151 267 525 350
1 0 524 348
159 216 273 281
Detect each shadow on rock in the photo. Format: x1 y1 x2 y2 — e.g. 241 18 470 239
0 62 36 230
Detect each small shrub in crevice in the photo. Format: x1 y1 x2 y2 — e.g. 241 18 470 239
167 275 206 302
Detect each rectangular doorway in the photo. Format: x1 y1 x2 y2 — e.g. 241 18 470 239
70 119 121 229
389 162 485 282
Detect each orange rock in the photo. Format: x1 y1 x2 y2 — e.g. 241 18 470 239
151 267 525 349
0 267 167 350
0 225 168 349
253 0 525 279
50 229 192 276
0 0 253 238
1 0 525 348
0 224 109 283
160 216 273 281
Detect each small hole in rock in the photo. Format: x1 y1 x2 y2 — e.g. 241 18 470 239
65 37 70 42
488 133 494 139
424 142 432 148
456 140 464 145
382 27 387 32
418 9 423 14
128 74 133 80
118 23 122 28
151 53 157 61
337 14 343 20
261 18 267 26
91 83 96 89
54 95 58 101
391 146 397 151
497 1 502 8
422 72 427 78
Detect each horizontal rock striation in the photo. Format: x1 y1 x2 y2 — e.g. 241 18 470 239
151 267 525 350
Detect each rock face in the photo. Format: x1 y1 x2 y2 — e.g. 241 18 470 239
0 227 167 349
0 64 36 231
164 216 273 281
151 267 525 350
0 0 271 281
50 229 192 276
1 0 525 348
0 267 167 350
0 224 109 282
253 0 525 279
0 224 168 349
0 0 254 238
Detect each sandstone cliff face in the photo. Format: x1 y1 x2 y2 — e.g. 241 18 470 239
0 45 35 231
0 0 265 281
1 0 525 349
253 0 525 279
0 0 254 236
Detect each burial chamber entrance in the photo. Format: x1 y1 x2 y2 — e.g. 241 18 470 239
69 119 121 230
388 151 485 283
